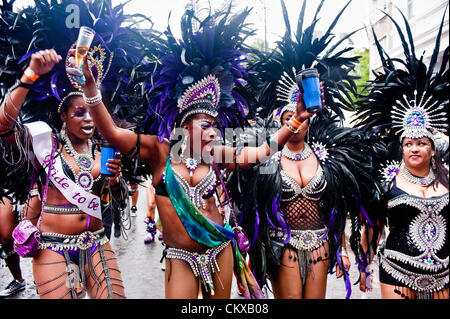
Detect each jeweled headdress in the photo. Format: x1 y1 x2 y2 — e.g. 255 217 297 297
353 6 449 146
143 5 255 140
250 0 360 121
177 74 221 125
275 67 300 115
391 90 447 144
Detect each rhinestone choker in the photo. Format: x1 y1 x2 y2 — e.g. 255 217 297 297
400 163 435 187
282 143 312 161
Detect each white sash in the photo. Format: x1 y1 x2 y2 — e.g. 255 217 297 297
24 121 102 219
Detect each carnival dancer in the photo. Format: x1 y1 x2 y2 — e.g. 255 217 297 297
69 6 316 299
227 0 377 299
354 7 449 299
0 0 150 298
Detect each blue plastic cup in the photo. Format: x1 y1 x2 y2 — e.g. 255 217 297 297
296 68 323 113
101 140 119 177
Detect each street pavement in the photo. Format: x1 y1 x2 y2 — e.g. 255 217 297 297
1 183 381 299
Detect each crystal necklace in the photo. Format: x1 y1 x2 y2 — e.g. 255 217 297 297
400 163 435 187
63 132 98 191
282 143 312 161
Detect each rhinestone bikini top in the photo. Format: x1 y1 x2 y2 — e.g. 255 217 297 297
280 165 327 202
172 165 217 210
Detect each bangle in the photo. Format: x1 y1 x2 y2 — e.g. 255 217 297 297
24 67 39 82
341 248 349 258
285 121 298 134
83 91 102 107
290 116 302 127
287 117 301 130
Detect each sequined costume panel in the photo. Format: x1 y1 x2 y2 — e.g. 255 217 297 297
379 181 449 297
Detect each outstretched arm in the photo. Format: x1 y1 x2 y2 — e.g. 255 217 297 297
216 88 322 171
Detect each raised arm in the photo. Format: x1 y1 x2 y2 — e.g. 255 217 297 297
0 49 62 143
76 53 159 162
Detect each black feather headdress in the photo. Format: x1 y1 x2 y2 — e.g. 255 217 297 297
353 6 449 150
250 0 361 120
1 0 160 126
142 4 255 140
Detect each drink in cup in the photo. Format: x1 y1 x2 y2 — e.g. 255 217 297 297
67 26 95 77
101 139 119 177
295 68 323 113
75 26 95 66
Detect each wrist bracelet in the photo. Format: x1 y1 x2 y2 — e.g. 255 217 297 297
24 67 39 82
285 121 298 134
341 248 349 258
83 91 102 107
287 117 301 130
9 79 33 92
290 116 302 127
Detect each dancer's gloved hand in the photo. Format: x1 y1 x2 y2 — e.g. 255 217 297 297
28 49 62 78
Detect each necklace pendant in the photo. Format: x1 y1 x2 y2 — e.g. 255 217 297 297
184 157 198 174
76 172 94 191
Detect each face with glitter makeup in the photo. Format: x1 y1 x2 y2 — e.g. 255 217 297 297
402 137 435 170
60 96 95 142
182 114 218 155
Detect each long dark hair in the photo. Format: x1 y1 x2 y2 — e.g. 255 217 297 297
433 147 449 190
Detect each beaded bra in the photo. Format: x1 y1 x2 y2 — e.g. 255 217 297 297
280 165 327 202
172 165 217 210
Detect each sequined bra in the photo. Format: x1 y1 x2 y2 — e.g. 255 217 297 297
280 165 327 202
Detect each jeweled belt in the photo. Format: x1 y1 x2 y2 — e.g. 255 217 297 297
40 229 108 251
270 227 328 251
164 241 230 296
43 204 84 215
379 250 449 294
